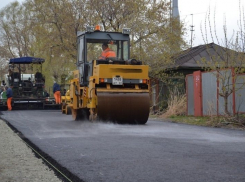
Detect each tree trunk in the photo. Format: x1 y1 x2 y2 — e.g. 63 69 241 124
224 95 230 116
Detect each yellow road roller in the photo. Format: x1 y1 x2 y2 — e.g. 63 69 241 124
61 90 71 115
69 26 150 124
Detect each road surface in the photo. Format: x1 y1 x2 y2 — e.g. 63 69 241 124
1 110 245 182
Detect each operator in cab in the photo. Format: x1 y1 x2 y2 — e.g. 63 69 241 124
53 81 61 104
99 43 116 60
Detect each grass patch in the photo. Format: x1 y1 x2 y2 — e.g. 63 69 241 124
155 86 245 129
161 115 245 129
161 88 186 118
168 116 210 126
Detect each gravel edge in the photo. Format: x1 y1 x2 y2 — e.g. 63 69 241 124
0 119 62 182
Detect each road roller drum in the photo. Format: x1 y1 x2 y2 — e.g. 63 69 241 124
97 92 150 124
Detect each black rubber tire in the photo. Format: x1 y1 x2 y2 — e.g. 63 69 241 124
66 106 72 115
72 108 89 121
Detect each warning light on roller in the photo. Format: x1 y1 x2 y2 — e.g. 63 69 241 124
100 78 108 83
139 79 147 84
95 25 101 31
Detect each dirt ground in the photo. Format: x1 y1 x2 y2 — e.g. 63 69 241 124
0 119 62 182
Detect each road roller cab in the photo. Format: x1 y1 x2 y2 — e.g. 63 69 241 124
69 26 150 124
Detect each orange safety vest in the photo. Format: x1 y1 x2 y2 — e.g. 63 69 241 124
99 48 116 60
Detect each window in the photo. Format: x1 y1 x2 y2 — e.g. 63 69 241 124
78 36 84 63
123 41 129 60
86 42 118 61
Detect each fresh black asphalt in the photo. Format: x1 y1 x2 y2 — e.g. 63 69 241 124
1 110 245 182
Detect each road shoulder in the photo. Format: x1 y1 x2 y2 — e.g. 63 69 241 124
0 119 62 182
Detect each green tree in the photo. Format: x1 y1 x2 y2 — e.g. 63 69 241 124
25 0 79 88
0 0 187 92
200 3 245 116
0 2 35 58
87 0 187 78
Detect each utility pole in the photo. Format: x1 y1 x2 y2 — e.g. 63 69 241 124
170 0 172 32
190 14 195 47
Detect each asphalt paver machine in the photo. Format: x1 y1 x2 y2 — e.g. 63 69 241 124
2 57 47 109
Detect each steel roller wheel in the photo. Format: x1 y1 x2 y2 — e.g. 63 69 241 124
97 92 150 124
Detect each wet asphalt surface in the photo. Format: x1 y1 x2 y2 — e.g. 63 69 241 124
1 110 245 182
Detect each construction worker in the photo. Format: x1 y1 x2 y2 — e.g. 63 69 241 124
53 81 61 104
99 43 116 60
5 85 13 111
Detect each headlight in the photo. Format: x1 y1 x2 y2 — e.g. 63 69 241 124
33 84 35 86
14 78 19 82
19 84 22 87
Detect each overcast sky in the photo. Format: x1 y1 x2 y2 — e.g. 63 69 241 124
1 0 244 48
0 0 18 9
179 0 245 47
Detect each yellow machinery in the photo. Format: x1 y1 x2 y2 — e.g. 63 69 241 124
69 26 150 124
61 90 71 115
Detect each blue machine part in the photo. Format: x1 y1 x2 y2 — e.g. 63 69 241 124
9 57 45 64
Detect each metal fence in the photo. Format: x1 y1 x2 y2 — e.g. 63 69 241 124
186 69 245 116
202 72 218 115
235 74 245 113
150 80 168 112
187 75 194 115
150 76 186 112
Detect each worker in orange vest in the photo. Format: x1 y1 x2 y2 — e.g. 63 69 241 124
5 85 13 111
53 81 61 104
99 43 116 60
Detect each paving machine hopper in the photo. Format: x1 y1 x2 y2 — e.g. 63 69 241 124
69 26 150 124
